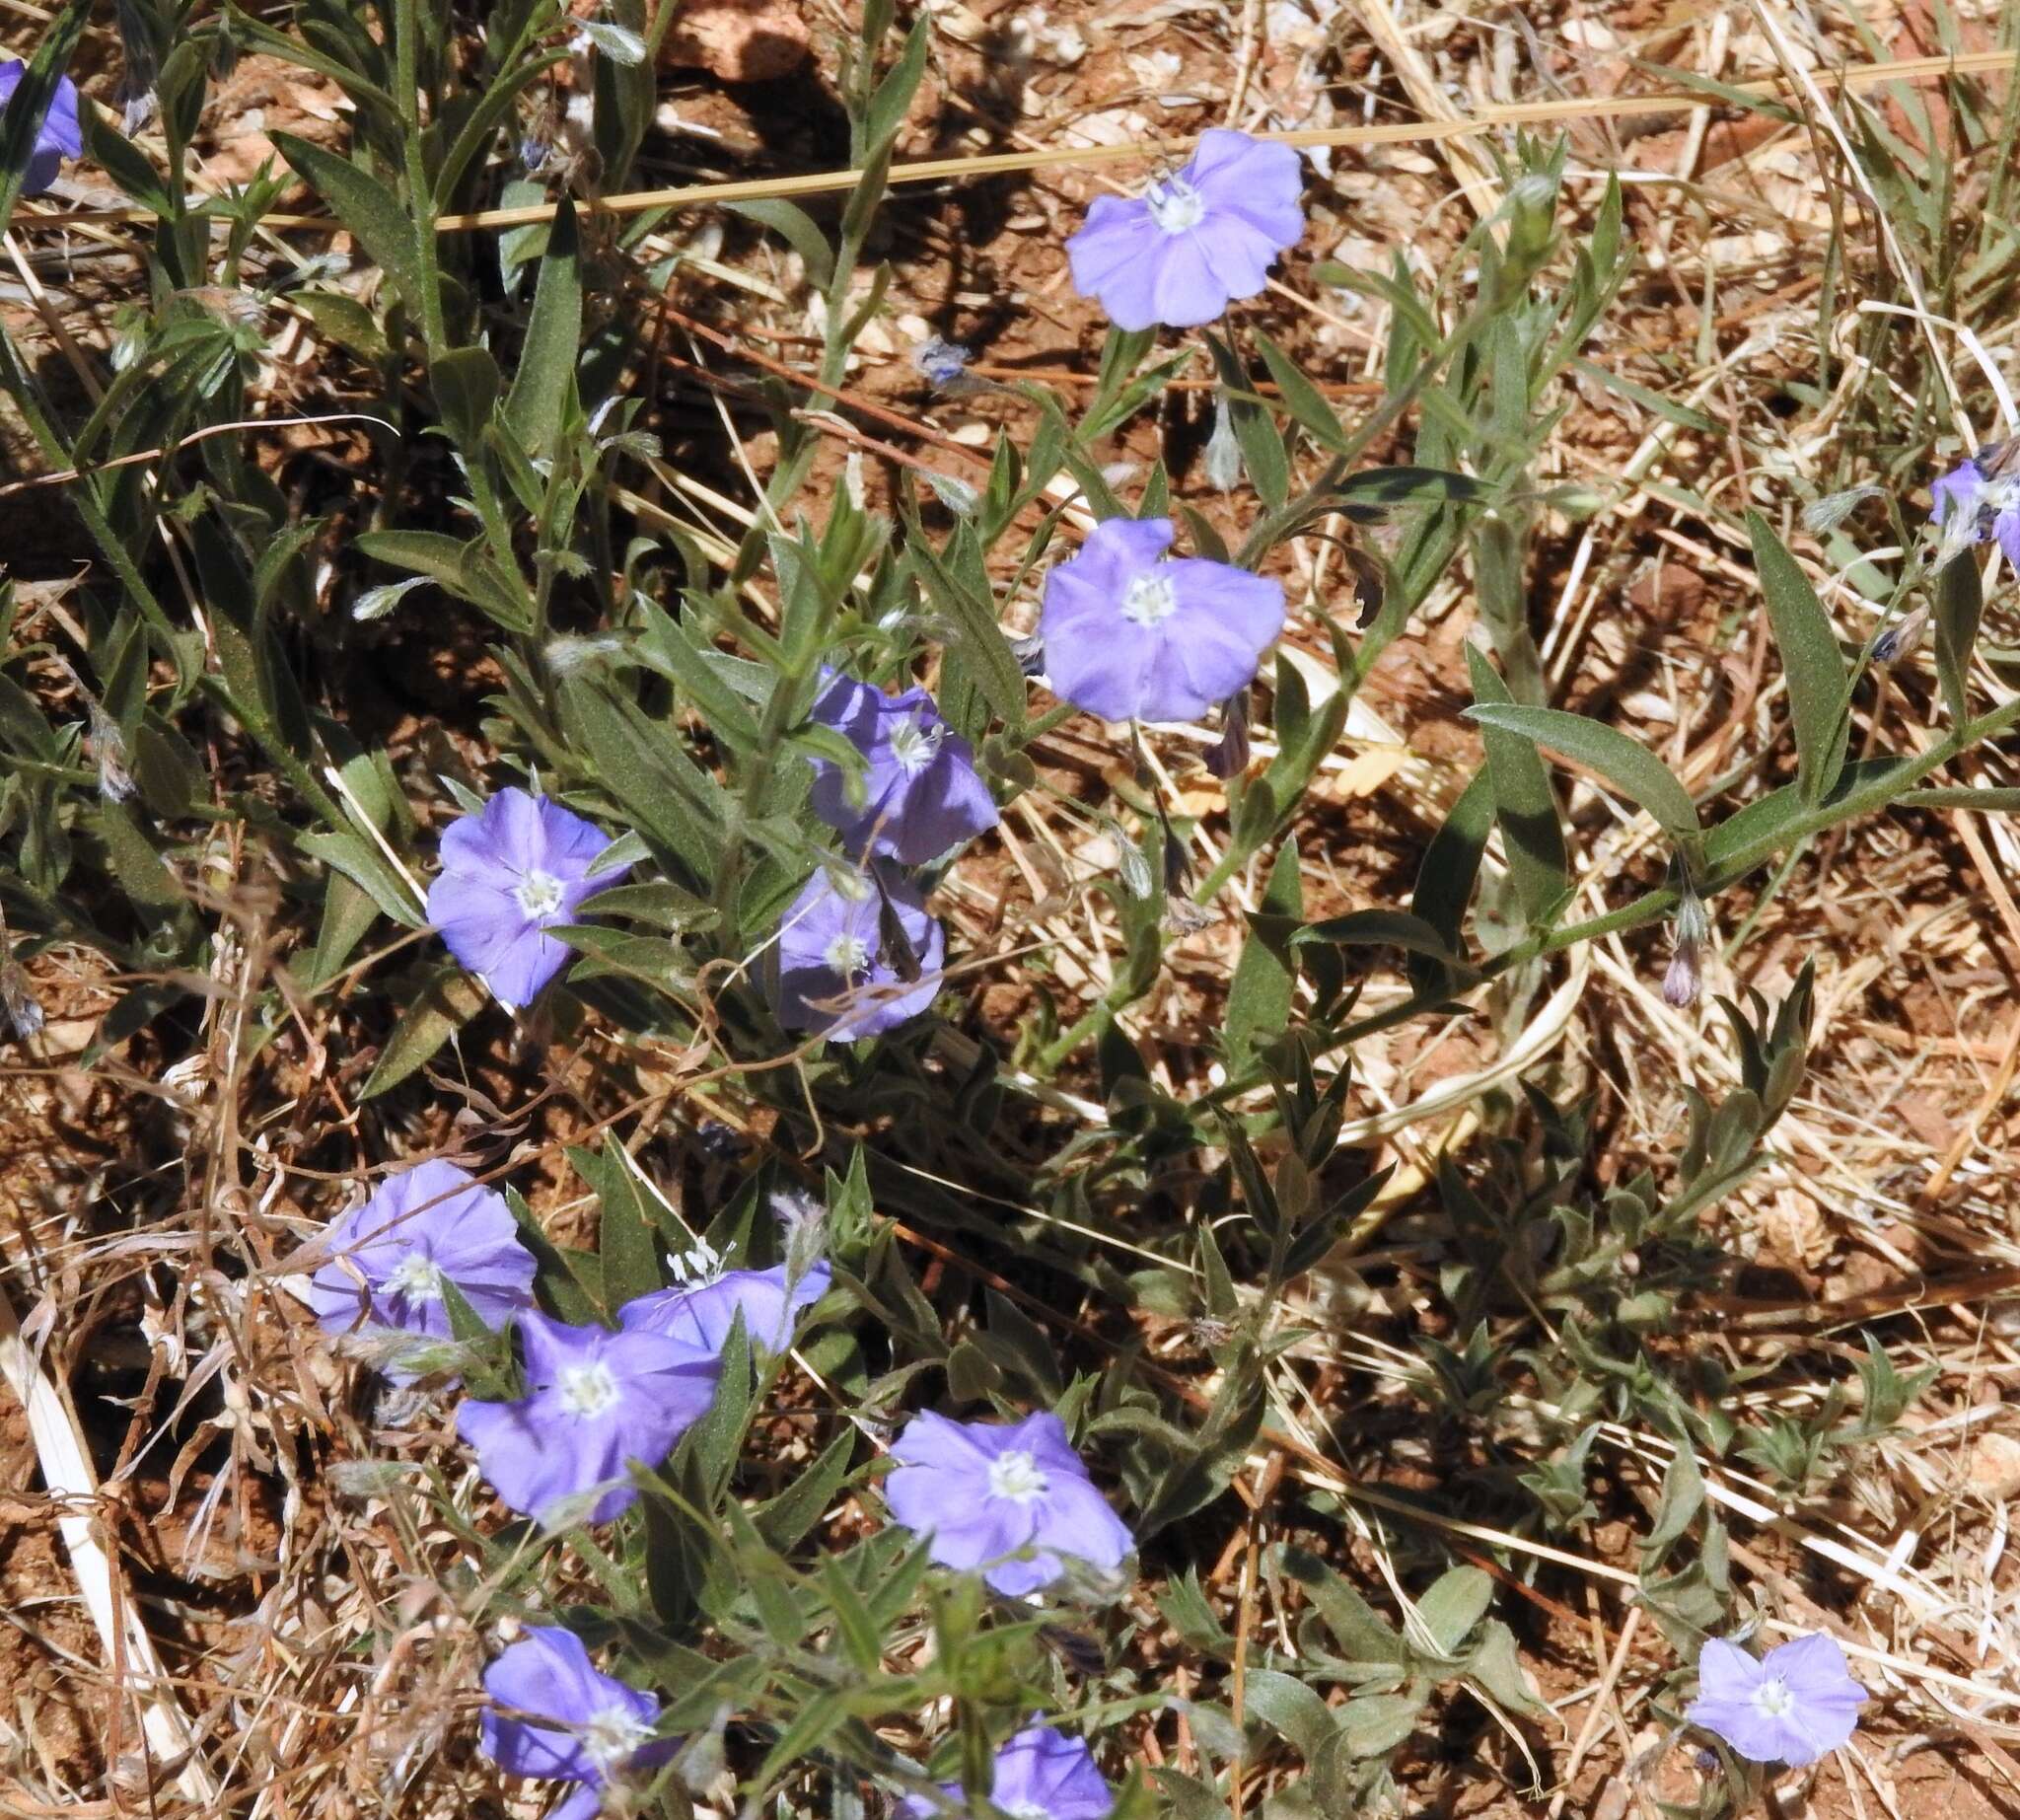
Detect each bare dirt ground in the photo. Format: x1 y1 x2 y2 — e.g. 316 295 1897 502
4 0 2020 1817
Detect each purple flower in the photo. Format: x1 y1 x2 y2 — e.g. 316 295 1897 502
1066 129 1304 330
0 60 83 196
1041 517 1284 725
883 1411 1133 1597
807 672 998 865
770 862 945 1044
457 1312 721 1526
620 1256 832 1356
480 1625 676 1820
1686 1634 1867 1767
427 787 621 1010
1930 449 2020 566
307 1160 537 1378
900 1725 1113 1820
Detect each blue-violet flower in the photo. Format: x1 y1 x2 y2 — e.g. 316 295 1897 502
1931 445 2020 566
770 862 944 1044
0 59 82 195
427 787 622 1010
307 1159 537 1379
1066 128 1304 330
899 1724 1113 1820
481 1625 677 1820
619 1241 832 1356
1686 1634 1867 1767
808 671 998 865
1040 517 1284 724
883 1411 1133 1597
457 1312 721 1526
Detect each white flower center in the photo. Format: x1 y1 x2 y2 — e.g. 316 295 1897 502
825 931 872 975
582 1702 653 1777
1750 1676 1794 1719
888 715 942 777
557 1361 621 1419
1120 572 1181 627
1145 175 1206 234
1004 1806 1048 1820
514 868 566 918
668 1238 723 1285
986 1449 1049 1505
382 1253 444 1303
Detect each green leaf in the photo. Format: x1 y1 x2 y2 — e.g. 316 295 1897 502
1413 1565 1492 1656
1408 766 1492 995
1288 908 1463 963
1245 1669 1339 1759
1932 547 1984 725
1465 647 1568 922
725 198 835 290
1330 1693 1422 1759
1254 330 1349 453
272 132 424 317
1226 837 1302 1061
906 529 1026 728
503 196 582 457
297 830 426 929
431 344 504 449
1465 702 1697 837
863 18 930 153
1747 512 1848 802
1206 333 1289 511
754 1427 857 1552
1641 1443 1704 1567
580 1139 664 1311
360 964 487 1099
84 102 176 216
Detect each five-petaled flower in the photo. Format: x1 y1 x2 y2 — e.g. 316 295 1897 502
807 672 998 865
1066 128 1304 330
1686 1634 1867 1767
899 1724 1114 1820
770 862 945 1044
480 1625 677 1820
307 1159 537 1380
620 1258 832 1356
1931 444 2020 567
427 787 622 1010
457 1312 721 1526
883 1411 1133 1597
1041 517 1285 725
0 59 82 196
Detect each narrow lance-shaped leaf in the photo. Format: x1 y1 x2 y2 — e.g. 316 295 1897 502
1932 546 1984 726
1465 702 1698 840
1465 646 1568 924
1746 511 1848 802
503 195 582 458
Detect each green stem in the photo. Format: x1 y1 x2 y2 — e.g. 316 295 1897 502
394 0 448 359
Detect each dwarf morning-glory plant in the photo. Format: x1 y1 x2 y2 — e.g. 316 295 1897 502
1041 517 1286 725
307 1159 537 1377
0 59 83 195
1066 127 1305 330
900 1724 1113 1820
480 1625 676 1820
807 671 998 865
427 787 622 1010
769 862 945 1043
1686 1634 1867 1767
882 1411 1134 1597
457 1312 722 1526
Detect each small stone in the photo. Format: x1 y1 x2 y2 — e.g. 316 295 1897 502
1966 1430 2020 1497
